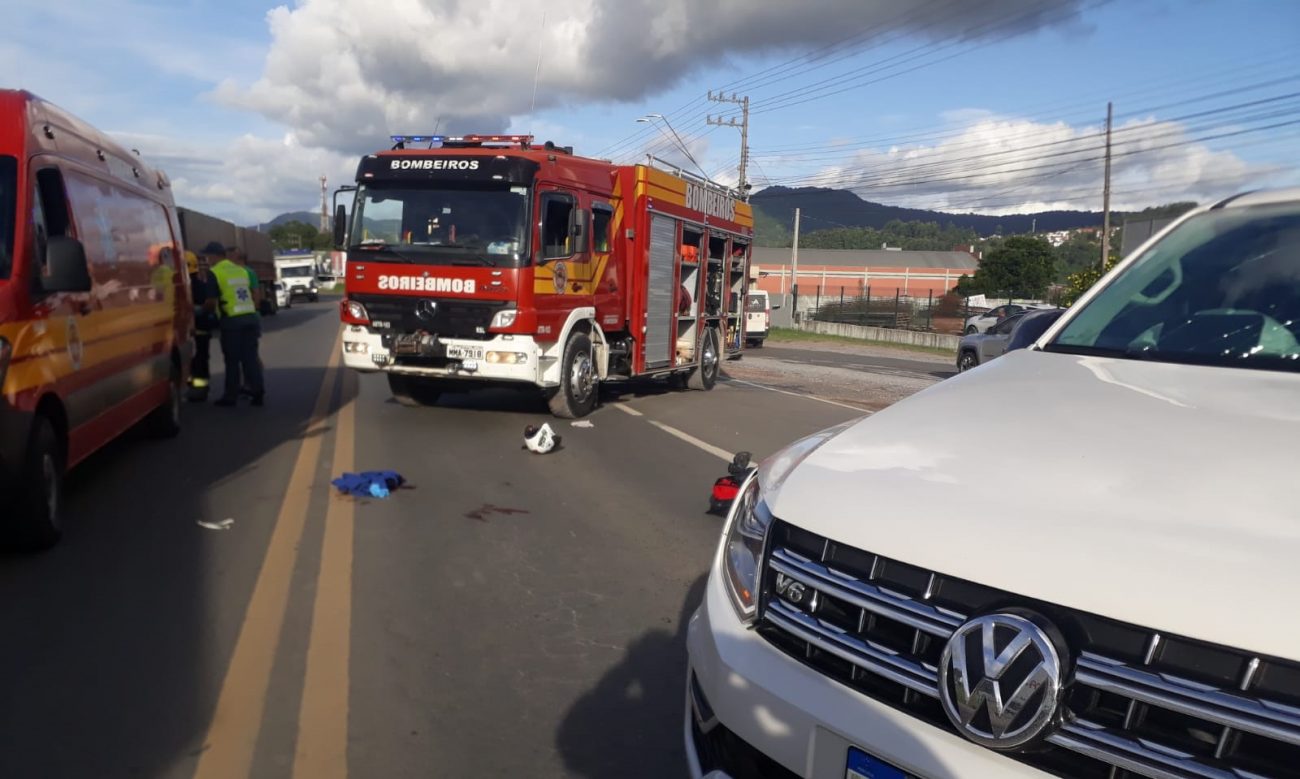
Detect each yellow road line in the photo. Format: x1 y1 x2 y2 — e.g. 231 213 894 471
293 371 357 779
193 333 342 779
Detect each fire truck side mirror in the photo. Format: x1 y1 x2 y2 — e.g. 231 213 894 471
572 208 588 254
333 205 347 247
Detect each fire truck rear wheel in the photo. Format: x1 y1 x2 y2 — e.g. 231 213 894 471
686 328 721 391
7 415 64 552
547 332 598 419
388 373 444 407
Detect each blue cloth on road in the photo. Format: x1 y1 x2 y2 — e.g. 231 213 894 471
332 471 405 499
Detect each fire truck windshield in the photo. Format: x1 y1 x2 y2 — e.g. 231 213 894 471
0 156 15 280
348 183 529 267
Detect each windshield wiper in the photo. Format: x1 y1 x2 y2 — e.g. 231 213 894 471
349 243 419 263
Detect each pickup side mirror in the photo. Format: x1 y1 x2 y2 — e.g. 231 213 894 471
42 236 92 293
333 205 347 248
771 303 782 310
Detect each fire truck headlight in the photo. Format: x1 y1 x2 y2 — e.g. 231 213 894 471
343 299 369 324
486 351 529 365
489 308 518 329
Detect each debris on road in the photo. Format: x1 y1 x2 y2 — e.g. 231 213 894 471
570 420 595 429
332 470 406 499
708 452 756 516
465 504 531 522
523 423 561 454
197 518 235 531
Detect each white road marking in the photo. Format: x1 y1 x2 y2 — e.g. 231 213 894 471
612 403 644 417
721 378 874 413
647 420 734 462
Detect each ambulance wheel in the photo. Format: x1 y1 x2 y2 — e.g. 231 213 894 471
8 415 64 551
145 362 183 438
547 332 597 419
686 329 721 391
388 374 443 407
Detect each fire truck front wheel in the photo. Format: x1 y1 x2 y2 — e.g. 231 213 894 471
388 373 445 407
686 328 721 391
546 332 598 419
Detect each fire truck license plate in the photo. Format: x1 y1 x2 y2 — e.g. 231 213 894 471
445 345 483 361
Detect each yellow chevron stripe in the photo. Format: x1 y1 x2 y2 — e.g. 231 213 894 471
1 303 174 395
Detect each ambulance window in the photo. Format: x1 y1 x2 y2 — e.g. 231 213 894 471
591 206 612 253
541 193 575 260
32 168 71 278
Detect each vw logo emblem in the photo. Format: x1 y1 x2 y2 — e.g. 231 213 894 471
938 612 1063 750
416 299 438 320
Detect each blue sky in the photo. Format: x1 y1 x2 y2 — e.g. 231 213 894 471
5 0 1297 223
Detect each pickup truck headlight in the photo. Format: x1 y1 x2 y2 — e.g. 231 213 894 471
719 418 861 625
490 308 518 329
722 475 770 623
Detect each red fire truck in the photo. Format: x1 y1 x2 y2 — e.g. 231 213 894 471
335 134 754 417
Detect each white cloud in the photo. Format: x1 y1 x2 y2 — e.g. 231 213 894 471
217 0 1087 155
114 131 357 225
764 113 1292 213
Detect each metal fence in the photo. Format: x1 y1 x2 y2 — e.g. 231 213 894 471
797 287 1059 335
800 288 958 332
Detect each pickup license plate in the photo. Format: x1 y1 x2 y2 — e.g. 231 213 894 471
846 747 907 779
445 344 483 361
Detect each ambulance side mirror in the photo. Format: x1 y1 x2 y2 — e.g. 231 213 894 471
43 236 92 293
333 205 347 248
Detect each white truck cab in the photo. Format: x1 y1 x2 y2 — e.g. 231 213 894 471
275 255 319 303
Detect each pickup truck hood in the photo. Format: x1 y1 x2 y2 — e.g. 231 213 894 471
771 349 1300 660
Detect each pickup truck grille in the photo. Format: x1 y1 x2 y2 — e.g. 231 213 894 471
352 294 507 340
757 520 1300 779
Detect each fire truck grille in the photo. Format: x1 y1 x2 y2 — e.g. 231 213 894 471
353 294 507 340
757 520 1300 779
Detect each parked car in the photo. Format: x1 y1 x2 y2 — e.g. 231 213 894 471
0 90 190 550
686 189 1300 779
963 303 1027 334
956 310 1028 371
1005 306 1066 352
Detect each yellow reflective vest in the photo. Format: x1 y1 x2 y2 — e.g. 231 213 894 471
211 259 258 320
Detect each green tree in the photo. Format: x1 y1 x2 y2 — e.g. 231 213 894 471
969 236 1056 298
268 220 321 251
1054 232 1102 278
1061 254 1121 306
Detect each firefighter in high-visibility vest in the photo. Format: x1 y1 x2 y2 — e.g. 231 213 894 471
205 242 266 407
186 249 219 401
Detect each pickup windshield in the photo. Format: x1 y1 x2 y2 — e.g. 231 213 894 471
1048 201 1300 373
280 266 314 277
0 156 15 280
348 183 529 267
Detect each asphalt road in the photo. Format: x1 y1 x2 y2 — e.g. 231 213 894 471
758 344 956 381
0 302 865 778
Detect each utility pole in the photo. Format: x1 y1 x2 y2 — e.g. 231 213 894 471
707 91 750 199
1100 101 1113 272
790 207 801 320
319 175 329 233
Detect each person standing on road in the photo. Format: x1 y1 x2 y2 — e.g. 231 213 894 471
186 249 220 401
208 243 266 407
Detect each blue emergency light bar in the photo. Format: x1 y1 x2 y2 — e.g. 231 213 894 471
390 134 446 145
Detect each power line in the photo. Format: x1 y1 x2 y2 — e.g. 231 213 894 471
761 104 1300 191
